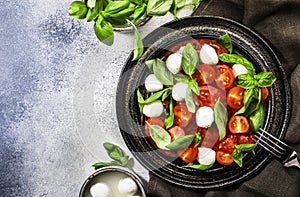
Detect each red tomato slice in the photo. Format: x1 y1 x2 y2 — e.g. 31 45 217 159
174 104 193 127
216 64 235 89
261 87 269 101
215 134 237 153
237 134 255 145
226 86 245 109
168 126 186 141
216 150 234 166
178 147 199 163
228 115 250 134
195 64 217 85
198 39 228 54
197 85 226 107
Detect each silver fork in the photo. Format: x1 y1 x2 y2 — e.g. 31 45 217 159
254 128 300 168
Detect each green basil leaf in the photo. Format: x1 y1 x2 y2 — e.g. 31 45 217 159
133 4 147 22
94 15 114 46
174 73 190 84
147 0 173 16
95 0 105 12
137 88 145 115
166 135 195 150
87 0 96 8
235 88 254 115
183 162 214 170
214 98 228 140
244 88 261 117
139 88 169 104
235 143 257 152
218 54 256 76
132 29 144 61
194 131 202 147
214 33 232 53
185 87 196 113
164 99 174 129
131 0 144 5
149 125 172 149
103 142 126 162
169 0 186 18
86 8 98 22
182 43 199 76
104 7 135 19
249 104 265 132
153 58 174 86
92 161 113 169
236 74 256 89
254 72 276 87
232 149 243 167
68 1 88 19
162 88 171 101
188 79 200 95
145 59 155 72
104 0 130 14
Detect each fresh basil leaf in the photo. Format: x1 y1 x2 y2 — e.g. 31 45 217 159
86 7 98 22
185 87 196 113
137 88 145 115
87 0 96 8
236 74 256 89
132 29 144 61
162 88 171 101
231 149 243 167
133 4 147 23
235 88 254 115
249 104 265 132
182 43 199 76
104 0 130 14
103 142 126 163
145 59 155 72
153 58 174 86
147 0 173 16
166 135 195 150
94 15 114 46
244 88 261 117
164 99 174 129
184 162 214 170
149 125 172 149
139 88 168 104
68 1 88 19
92 161 113 169
254 72 276 87
194 131 202 147
188 79 200 95
104 7 135 19
218 54 255 75
174 73 191 84
235 143 257 152
214 98 228 140
169 0 186 18
214 33 232 53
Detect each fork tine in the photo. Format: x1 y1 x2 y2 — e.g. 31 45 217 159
258 128 289 149
256 130 286 152
254 136 285 158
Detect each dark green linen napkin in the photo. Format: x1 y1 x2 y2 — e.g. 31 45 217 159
147 0 300 196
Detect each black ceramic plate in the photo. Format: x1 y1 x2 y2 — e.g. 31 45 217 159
116 16 291 190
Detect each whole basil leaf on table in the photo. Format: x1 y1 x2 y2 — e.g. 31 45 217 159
147 0 173 16
68 1 88 19
94 15 114 46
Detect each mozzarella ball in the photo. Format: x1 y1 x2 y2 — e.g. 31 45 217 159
172 82 188 101
117 177 138 196
145 74 163 92
232 63 248 77
197 147 216 165
199 44 218 64
143 101 163 117
90 183 111 197
166 53 182 74
196 106 214 128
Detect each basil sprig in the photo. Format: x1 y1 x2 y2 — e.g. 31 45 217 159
232 144 257 167
92 142 134 170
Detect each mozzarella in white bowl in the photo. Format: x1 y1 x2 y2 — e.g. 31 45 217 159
90 183 111 197
172 82 188 101
145 74 163 92
196 106 214 128
117 177 138 196
166 53 182 74
199 44 218 64
143 100 163 117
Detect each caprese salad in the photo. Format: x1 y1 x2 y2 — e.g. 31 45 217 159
137 34 276 169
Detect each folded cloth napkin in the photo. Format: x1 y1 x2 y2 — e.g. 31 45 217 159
147 0 300 196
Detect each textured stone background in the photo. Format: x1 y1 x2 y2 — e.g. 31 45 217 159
0 0 192 196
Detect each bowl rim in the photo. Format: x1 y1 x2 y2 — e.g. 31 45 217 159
79 166 147 197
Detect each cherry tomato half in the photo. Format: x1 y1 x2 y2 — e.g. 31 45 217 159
216 150 234 166
261 87 269 101
215 134 237 153
174 104 193 127
197 85 226 107
178 147 199 163
168 126 186 141
228 115 250 134
226 86 245 109
216 64 235 89
195 64 217 85
237 134 255 145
